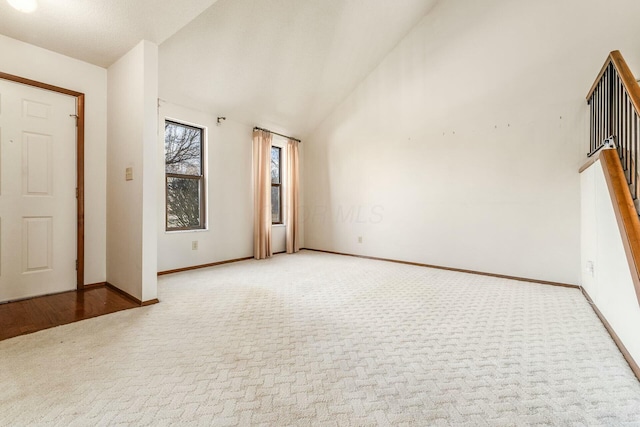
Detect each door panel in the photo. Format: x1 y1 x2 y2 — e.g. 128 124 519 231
23 216 53 272
23 132 53 196
0 79 77 302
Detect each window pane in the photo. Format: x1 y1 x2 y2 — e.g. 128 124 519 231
167 177 201 229
271 147 280 184
271 185 281 223
165 122 202 176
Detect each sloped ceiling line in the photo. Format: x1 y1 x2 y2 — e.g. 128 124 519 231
0 0 440 139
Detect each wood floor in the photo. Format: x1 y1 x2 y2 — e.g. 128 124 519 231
0 285 140 341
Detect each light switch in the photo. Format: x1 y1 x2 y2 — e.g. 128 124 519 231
586 260 594 277
125 167 133 181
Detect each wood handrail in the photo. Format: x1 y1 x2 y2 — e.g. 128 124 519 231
586 51 640 119
599 149 640 307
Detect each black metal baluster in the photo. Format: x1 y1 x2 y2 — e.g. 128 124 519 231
600 79 607 145
612 73 615 152
614 72 622 162
592 97 595 152
617 78 621 156
623 83 628 170
624 92 629 181
607 67 612 145
629 94 633 182
596 84 600 152
631 113 638 200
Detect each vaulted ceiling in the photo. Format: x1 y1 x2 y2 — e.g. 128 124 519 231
159 0 440 137
0 0 440 138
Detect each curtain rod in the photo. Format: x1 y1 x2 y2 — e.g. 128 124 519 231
253 126 301 143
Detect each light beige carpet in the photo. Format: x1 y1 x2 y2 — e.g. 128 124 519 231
1 250 640 426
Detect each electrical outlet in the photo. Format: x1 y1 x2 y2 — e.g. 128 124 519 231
192 241 198 250
358 236 362 243
125 167 133 181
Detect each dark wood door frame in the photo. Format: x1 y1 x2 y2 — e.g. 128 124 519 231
0 71 85 290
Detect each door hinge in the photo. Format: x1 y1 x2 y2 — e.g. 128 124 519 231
75 260 78 270
76 188 78 198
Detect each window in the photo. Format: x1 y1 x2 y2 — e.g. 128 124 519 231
165 120 205 231
271 146 282 224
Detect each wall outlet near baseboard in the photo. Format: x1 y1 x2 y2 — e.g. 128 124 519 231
357 236 362 243
192 241 198 250
586 260 594 277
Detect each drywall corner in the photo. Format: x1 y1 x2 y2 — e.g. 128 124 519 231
107 40 158 302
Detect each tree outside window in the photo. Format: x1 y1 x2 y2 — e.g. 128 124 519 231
165 120 205 231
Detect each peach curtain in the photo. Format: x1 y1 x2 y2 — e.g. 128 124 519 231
286 139 300 253
253 129 273 259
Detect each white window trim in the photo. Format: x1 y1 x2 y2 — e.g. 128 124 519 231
164 117 209 233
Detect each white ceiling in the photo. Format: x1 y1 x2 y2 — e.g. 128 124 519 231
0 0 220 67
159 0 439 138
0 0 440 138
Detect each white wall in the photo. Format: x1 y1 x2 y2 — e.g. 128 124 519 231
0 34 107 286
157 102 253 272
303 0 640 285
581 158 640 366
107 40 158 302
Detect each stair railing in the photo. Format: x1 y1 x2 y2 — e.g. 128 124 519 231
587 51 640 201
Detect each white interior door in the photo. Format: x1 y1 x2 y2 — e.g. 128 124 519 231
0 79 77 303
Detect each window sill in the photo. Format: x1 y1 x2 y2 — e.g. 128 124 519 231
165 228 209 234
272 224 286 227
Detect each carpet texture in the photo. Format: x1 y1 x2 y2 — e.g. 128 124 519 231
1 251 639 426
